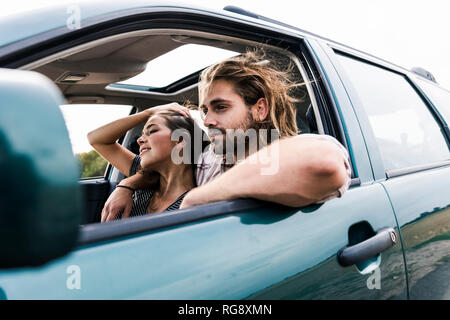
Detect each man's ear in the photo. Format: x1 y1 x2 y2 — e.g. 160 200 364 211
252 98 269 121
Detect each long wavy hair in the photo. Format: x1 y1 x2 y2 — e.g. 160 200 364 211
198 49 301 139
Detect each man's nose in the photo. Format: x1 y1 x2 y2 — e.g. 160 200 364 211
203 112 218 128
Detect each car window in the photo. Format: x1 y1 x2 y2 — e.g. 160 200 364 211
59 104 133 178
415 77 450 125
336 53 450 171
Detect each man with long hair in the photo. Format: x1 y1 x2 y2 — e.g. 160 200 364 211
101 50 351 221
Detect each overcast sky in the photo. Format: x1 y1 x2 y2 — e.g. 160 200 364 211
2 0 450 153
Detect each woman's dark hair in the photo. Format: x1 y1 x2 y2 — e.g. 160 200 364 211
138 107 209 189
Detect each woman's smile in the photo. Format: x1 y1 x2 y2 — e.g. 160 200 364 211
139 147 151 156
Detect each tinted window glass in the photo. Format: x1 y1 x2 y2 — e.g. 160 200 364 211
336 53 449 171
416 77 450 124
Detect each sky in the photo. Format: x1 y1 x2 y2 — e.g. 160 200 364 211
2 0 450 153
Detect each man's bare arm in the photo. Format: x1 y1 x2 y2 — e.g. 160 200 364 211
180 135 350 208
101 172 150 222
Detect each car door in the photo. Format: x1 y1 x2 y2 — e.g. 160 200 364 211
327 44 450 300
0 7 407 298
394 77 450 299
245 38 408 300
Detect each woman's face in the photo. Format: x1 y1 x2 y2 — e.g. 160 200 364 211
137 115 177 170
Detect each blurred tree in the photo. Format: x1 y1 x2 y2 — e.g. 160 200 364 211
76 150 108 178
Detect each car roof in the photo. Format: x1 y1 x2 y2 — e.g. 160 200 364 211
0 0 435 86
0 0 334 50
0 1 215 48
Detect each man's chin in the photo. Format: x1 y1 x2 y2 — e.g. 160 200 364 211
211 137 225 155
211 137 242 165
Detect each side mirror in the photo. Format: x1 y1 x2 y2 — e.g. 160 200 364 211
0 69 82 269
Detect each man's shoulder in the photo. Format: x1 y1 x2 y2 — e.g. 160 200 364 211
293 133 341 143
293 133 349 157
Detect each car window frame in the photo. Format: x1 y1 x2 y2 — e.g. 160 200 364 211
4 7 357 245
76 37 360 246
329 47 450 179
411 76 450 142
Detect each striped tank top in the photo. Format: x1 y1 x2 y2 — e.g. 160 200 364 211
127 155 190 217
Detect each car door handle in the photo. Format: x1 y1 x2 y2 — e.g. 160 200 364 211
337 227 398 267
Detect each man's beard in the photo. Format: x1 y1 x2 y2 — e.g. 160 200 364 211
208 111 271 165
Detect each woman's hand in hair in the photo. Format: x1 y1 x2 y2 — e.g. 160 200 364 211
146 102 191 118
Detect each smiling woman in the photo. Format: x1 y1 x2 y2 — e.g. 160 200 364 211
87 103 207 221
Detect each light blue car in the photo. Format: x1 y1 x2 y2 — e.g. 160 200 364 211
0 2 449 300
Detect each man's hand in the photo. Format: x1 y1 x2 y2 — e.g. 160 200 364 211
179 187 207 209
101 187 134 222
100 172 152 222
181 135 350 209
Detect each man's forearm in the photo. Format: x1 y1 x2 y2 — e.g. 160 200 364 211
119 171 152 189
181 136 349 208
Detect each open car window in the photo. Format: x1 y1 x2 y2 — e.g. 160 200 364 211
25 27 333 229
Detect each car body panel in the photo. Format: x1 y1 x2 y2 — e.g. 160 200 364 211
0 2 208 48
319 39 450 300
0 182 405 299
382 163 450 299
0 1 299 58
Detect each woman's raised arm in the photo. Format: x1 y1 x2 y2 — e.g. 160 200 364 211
87 103 191 176
87 108 153 176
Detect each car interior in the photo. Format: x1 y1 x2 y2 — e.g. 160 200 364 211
23 28 319 224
